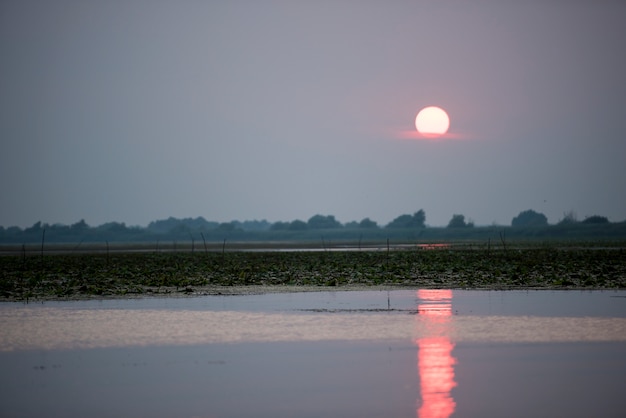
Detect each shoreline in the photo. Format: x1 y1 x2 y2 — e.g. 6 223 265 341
2 283 620 303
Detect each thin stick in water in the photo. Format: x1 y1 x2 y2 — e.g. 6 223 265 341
40 228 46 272
200 232 208 255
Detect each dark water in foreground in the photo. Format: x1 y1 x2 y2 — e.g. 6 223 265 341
1 290 626 418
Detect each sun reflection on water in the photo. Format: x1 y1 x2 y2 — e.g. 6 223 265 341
415 289 457 418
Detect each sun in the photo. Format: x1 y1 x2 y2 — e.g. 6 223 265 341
415 106 450 137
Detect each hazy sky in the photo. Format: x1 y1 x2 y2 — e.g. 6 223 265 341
1 0 625 228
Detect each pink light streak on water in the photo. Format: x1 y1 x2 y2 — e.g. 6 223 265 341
416 289 457 418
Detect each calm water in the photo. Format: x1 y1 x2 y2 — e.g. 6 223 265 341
1 290 626 417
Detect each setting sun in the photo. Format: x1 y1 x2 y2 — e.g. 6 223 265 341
415 106 450 137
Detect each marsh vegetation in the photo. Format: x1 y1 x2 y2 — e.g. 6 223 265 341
1 242 625 301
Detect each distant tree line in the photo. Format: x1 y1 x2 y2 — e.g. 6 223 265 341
0 209 622 244
511 209 611 227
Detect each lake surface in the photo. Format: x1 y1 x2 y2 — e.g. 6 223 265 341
1 289 626 417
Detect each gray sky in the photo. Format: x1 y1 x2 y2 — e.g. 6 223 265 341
1 0 625 228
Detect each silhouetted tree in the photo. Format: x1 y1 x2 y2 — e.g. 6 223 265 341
358 218 378 228
307 214 342 229
288 220 308 231
581 215 609 224
387 214 412 228
447 214 473 228
147 217 218 234
97 222 128 232
24 221 43 234
511 209 548 227
386 210 426 228
147 217 181 234
557 210 578 225
70 219 89 231
270 221 289 231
